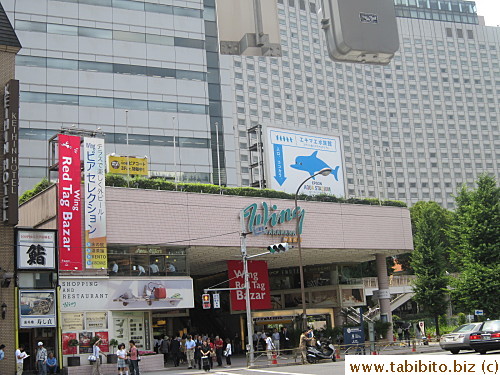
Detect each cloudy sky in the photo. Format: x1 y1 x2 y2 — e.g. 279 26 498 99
474 0 500 26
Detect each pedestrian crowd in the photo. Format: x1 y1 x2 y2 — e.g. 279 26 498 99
155 334 233 371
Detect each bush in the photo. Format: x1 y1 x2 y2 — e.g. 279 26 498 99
457 313 466 326
19 178 53 205
104 175 407 208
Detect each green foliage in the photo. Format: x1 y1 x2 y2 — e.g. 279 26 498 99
457 313 466 326
410 201 451 335
104 174 407 207
19 178 53 205
395 253 413 273
448 175 500 319
438 314 448 327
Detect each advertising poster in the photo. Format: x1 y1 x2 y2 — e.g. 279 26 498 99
60 278 194 311
265 127 344 197
62 332 77 355
19 290 56 328
83 137 107 269
86 312 108 330
61 312 84 331
94 331 109 352
17 230 56 269
58 134 82 271
79 331 93 354
107 155 148 176
227 260 272 311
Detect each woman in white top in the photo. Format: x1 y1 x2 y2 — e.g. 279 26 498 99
224 338 232 367
92 338 106 375
116 343 128 375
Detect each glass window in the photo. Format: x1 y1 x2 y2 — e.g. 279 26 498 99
146 34 174 46
114 31 145 42
176 70 205 81
112 0 144 10
175 37 204 49
79 27 112 39
20 92 46 103
174 7 202 18
144 3 173 14
47 23 78 36
79 60 113 73
19 128 47 140
16 20 46 32
114 98 148 110
79 96 113 108
113 63 146 75
16 55 46 67
47 58 78 70
178 103 207 114
47 93 79 105
148 101 177 112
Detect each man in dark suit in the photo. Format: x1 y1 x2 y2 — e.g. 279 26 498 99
279 327 291 354
169 335 181 367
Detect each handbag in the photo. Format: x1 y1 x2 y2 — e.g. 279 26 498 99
137 355 141 362
88 355 97 363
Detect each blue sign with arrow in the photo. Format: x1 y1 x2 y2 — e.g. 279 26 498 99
273 143 287 186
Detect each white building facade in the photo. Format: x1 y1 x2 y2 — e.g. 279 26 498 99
227 0 500 208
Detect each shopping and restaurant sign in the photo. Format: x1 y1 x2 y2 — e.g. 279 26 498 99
2 79 20 225
16 230 56 269
19 290 57 328
107 155 148 176
58 134 82 270
227 260 271 311
83 137 107 269
60 277 194 311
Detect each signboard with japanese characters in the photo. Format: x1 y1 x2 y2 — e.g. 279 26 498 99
265 127 345 197
17 230 56 270
19 290 57 328
58 134 82 271
84 137 107 269
227 260 272 311
62 312 84 331
107 155 148 176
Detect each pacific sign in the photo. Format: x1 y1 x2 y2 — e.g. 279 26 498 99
242 202 306 235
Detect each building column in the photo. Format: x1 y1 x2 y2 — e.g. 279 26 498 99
333 307 345 327
376 254 392 341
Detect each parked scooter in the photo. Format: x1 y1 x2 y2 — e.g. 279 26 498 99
306 337 336 363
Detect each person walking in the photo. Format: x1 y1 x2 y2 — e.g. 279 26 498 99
185 335 196 369
128 340 140 375
160 336 170 364
299 329 312 364
194 335 203 370
214 336 223 367
15 344 28 375
92 338 106 375
46 352 57 374
280 327 291 354
116 343 128 375
0 344 5 361
265 333 275 365
272 329 281 354
169 335 180 367
223 338 232 368
36 341 48 375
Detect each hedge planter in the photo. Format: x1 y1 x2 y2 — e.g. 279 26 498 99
67 357 80 367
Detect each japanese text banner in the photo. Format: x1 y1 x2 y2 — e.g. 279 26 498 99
84 137 107 269
58 134 82 270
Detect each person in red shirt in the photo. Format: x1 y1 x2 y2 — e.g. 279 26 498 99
128 340 140 375
214 336 224 367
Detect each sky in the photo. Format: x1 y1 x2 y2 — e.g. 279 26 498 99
474 0 500 27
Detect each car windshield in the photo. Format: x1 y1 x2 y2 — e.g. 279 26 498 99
482 321 500 332
453 324 479 333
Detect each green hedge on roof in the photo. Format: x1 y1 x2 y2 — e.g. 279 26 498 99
19 175 407 208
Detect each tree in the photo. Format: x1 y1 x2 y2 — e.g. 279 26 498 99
410 201 450 336
448 175 500 318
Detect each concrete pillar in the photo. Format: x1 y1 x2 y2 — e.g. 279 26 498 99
376 254 392 340
333 307 345 327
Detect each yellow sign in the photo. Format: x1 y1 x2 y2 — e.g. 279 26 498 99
107 155 149 176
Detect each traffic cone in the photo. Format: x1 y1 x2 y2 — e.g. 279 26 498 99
412 340 416 352
372 350 377 355
272 352 278 365
336 348 341 359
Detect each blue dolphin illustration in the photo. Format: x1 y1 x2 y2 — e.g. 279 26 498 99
290 151 340 181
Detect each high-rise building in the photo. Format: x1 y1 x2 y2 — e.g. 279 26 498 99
2 0 237 193
227 0 499 208
4 0 499 208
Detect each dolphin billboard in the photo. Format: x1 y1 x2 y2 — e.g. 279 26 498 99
265 127 345 197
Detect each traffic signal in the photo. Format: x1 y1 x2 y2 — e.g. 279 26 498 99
267 243 289 254
202 293 211 309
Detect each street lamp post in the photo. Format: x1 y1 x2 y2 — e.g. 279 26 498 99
294 167 332 330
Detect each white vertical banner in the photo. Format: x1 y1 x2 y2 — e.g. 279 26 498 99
83 137 107 269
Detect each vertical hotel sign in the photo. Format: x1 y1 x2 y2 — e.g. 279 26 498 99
83 137 107 269
2 79 19 225
58 134 82 270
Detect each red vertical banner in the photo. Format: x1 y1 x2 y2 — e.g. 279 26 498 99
227 260 272 311
58 134 82 270
95 331 109 353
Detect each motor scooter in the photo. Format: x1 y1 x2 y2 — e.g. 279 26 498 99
306 337 336 363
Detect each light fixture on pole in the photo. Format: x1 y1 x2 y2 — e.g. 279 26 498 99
294 167 332 330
